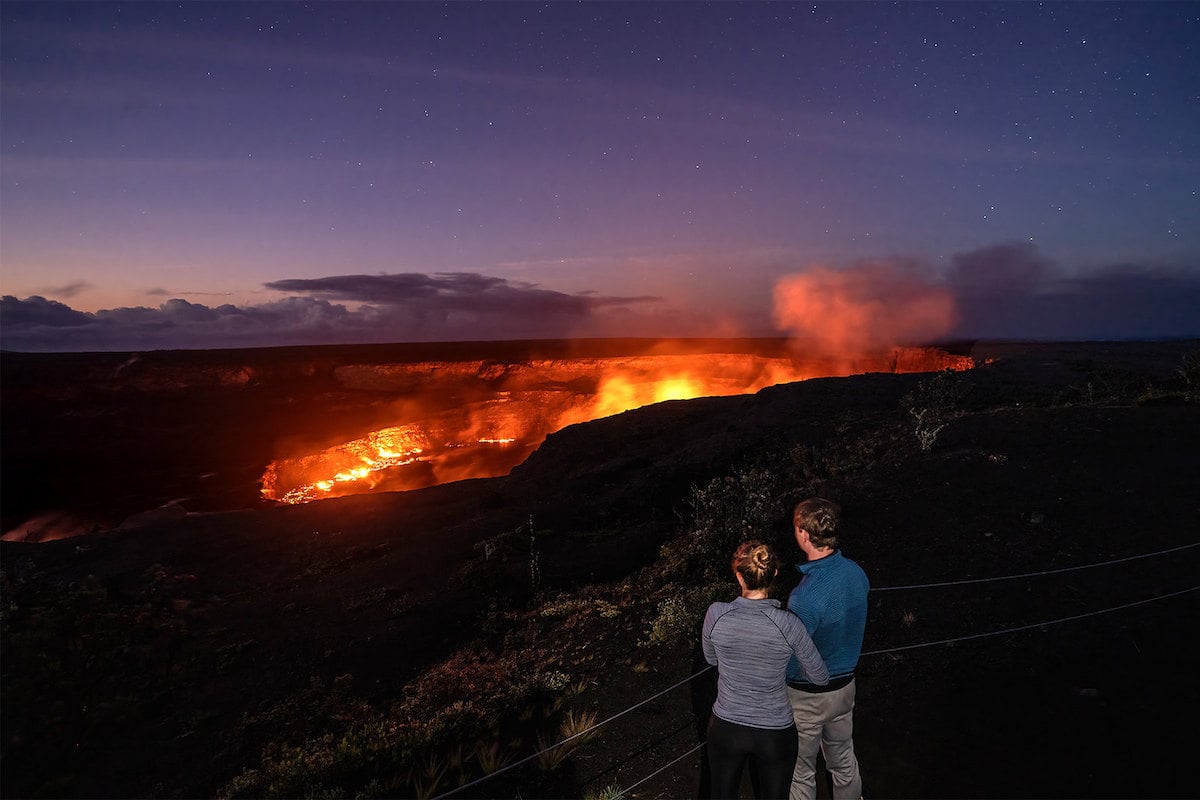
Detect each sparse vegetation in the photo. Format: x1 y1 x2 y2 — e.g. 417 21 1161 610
216 642 586 797
473 740 516 775
584 780 626 800
535 709 599 772
5 341 1197 799
789 425 909 492
1177 350 1200 390
643 582 729 646
1068 364 1148 405
660 465 787 580
1 565 205 798
901 369 965 451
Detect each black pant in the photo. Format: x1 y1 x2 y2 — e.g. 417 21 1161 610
706 714 798 800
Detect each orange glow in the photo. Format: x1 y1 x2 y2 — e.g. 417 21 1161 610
2 511 93 543
773 264 958 366
261 425 428 504
260 345 973 506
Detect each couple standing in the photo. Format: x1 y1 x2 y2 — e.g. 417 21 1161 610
701 498 868 800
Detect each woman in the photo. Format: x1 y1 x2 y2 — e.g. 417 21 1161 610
702 540 829 799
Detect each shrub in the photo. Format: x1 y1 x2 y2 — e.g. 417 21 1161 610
223 719 405 800
1068 365 1144 405
412 751 448 800
645 593 699 646
219 645 567 798
901 369 965 451
1177 350 1200 393
472 740 515 775
559 709 599 744
643 581 730 646
789 426 907 491
1 567 203 798
594 599 622 619
533 709 599 772
661 465 787 579
584 780 626 800
534 730 574 772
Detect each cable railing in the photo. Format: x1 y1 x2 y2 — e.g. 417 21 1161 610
868 541 1200 591
433 541 1199 798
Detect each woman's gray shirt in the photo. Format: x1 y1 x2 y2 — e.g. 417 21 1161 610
702 596 829 729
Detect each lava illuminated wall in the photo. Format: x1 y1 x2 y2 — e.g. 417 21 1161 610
260 344 972 504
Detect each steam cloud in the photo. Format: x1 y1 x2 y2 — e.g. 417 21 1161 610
772 261 958 355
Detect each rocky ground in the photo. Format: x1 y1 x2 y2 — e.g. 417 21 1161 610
2 339 1198 799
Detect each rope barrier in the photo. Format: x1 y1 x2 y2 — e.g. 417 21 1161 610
430 665 715 799
861 583 1199 656
870 541 1200 592
435 585 1196 797
434 540 1198 799
608 584 1199 798
616 741 705 798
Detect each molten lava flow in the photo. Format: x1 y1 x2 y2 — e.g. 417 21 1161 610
261 346 974 505
261 425 430 504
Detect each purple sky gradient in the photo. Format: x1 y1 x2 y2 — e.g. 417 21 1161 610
2 1 1197 351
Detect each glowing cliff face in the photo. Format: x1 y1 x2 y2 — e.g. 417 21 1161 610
260 426 429 504
260 347 973 505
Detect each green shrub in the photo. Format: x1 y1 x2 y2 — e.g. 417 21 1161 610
533 709 598 772
219 640 588 798
661 465 787 579
643 581 730 646
584 780 626 800
789 426 907 490
594 599 622 619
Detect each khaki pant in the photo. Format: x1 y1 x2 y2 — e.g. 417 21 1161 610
787 679 862 800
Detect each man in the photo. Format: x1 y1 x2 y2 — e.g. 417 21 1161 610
785 498 869 800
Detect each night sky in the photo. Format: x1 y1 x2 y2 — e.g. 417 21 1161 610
2 1 1198 352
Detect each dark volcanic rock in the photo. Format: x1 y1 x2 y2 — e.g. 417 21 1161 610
1 338 970 536
2 339 1198 798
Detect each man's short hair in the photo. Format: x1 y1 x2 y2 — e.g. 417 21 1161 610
793 498 841 550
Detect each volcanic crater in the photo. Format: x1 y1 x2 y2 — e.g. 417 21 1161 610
2 338 1197 799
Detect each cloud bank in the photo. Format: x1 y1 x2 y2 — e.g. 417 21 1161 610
945 243 1200 341
1 273 668 352
2 250 1197 353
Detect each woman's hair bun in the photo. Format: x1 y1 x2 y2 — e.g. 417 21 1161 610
732 540 778 591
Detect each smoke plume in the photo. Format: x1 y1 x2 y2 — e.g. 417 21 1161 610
772 261 958 357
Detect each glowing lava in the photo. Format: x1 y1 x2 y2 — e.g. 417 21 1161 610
261 425 430 504
261 346 973 505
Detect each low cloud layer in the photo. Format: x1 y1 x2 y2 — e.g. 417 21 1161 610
0 273 665 352
264 272 660 317
1 252 1197 353
945 242 1200 341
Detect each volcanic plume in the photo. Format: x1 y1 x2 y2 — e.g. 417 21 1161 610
772 262 958 366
